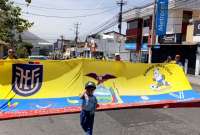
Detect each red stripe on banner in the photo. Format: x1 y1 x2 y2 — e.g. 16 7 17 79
0 100 200 120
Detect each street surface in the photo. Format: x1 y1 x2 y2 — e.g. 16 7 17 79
0 84 200 135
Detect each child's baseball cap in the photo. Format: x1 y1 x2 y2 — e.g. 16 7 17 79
85 81 96 90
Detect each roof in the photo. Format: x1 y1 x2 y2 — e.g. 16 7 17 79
123 2 153 14
104 31 126 37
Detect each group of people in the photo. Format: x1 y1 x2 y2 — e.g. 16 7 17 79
2 48 184 66
95 53 121 61
165 54 183 67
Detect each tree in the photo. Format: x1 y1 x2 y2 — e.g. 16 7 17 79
0 0 33 45
16 45 28 58
16 41 33 58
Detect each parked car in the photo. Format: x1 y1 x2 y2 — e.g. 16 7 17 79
28 55 48 60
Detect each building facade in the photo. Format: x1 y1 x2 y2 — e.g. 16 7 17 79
87 31 131 61
123 0 200 75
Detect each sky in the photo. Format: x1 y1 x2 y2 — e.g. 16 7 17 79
13 0 153 43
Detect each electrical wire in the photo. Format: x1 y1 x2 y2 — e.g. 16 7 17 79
15 2 116 11
22 7 117 19
16 0 200 41
87 0 200 38
89 16 118 34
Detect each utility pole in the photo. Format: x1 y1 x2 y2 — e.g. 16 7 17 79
74 22 81 57
117 0 126 34
60 35 64 59
117 0 126 55
74 23 81 44
148 0 157 63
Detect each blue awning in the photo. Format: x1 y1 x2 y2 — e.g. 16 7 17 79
125 43 154 51
125 43 136 50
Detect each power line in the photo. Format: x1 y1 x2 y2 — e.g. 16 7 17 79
87 18 118 36
22 8 117 19
89 16 118 33
87 0 199 36
87 1 156 36
82 16 116 37
15 2 116 11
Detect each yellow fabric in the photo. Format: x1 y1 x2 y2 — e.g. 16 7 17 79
0 59 192 99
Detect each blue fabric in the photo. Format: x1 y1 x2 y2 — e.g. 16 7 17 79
80 110 95 135
81 96 97 114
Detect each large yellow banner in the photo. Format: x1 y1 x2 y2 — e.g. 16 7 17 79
0 59 199 119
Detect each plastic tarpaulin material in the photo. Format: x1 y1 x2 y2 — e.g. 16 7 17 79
0 59 200 120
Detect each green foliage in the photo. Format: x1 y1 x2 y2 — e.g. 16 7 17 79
0 0 33 44
16 41 33 58
16 45 28 58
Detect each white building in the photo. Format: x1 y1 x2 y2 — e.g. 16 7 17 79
88 31 132 61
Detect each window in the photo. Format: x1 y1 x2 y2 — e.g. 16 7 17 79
143 19 150 27
127 21 138 29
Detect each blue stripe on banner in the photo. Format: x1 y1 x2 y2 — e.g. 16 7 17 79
0 90 200 112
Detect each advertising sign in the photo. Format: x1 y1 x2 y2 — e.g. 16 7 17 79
156 0 169 36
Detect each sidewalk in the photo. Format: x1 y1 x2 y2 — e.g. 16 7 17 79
187 74 200 86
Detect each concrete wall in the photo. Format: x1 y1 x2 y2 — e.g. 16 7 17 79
93 33 130 61
96 38 129 60
186 25 194 43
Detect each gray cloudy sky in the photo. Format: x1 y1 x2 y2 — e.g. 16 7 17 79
14 0 152 43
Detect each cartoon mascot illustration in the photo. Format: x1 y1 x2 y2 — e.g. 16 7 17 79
150 68 170 90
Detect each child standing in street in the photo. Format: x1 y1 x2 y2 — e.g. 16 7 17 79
80 81 98 135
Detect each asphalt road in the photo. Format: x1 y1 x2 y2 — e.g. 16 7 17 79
0 84 200 135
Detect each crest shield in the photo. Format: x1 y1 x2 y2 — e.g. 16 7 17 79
12 64 43 96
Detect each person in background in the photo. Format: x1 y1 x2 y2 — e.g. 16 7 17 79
165 56 172 63
174 54 183 67
3 48 17 60
115 53 121 61
80 81 98 135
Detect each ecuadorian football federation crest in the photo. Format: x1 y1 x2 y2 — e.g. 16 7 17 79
12 64 43 96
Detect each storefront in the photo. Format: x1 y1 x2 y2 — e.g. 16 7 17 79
124 43 148 62
152 44 198 74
